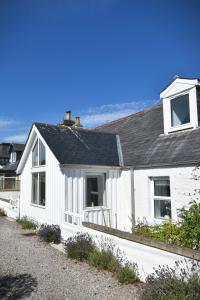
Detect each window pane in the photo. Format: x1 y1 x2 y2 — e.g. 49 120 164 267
154 199 171 219
39 173 45 206
32 140 38 166
39 140 46 165
171 94 190 127
154 179 170 197
87 177 98 206
32 173 38 204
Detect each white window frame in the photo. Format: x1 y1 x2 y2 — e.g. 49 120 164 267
151 177 171 220
85 173 106 209
32 138 46 167
31 172 46 207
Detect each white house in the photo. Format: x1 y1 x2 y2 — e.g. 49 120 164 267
17 76 200 232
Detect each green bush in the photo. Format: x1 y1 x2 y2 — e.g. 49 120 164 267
64 233 96 261
178 201 200 249
0 208 6 216
133 201 200 250
88 248 120 272
117 264 139 284
140 260 200 300
17 216 37 230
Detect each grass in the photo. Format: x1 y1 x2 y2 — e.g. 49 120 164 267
17 216 37 230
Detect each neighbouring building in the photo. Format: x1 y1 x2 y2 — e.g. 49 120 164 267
16 77 200 232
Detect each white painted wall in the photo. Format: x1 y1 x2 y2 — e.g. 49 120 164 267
61 223 192 281
134 165 200 224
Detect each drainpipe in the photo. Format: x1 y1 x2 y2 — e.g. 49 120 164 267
130 168 135 229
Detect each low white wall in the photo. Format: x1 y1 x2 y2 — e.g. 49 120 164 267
61 223 191 281
0 191 20 219
134 166 200 223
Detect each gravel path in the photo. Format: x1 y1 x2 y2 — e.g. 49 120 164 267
0 217 139 300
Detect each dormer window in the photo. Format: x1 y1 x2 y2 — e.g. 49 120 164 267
171 94 190 127
32 139 46 166
160 77 200 134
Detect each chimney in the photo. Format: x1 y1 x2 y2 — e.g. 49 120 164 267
74 116 81 127
66 111 71 121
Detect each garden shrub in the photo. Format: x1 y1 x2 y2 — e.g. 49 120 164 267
88 248 120 272
64 233 96 261
0 208 6 216
38 224 61 244
17 216 37 230
117 264 139 284
140 259 200 300
178 200 200 249
133 200 200 250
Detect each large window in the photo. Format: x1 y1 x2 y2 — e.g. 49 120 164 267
32 139 46 166
32 172 46 206
152 177 171 219
86 175 105 207
171 94 190 127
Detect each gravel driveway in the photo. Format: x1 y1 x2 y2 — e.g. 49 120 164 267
0 217 139 300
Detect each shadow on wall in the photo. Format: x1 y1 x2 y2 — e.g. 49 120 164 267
0 273 37 300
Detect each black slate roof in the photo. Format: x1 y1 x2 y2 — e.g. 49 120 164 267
96 105 200 168
0 143 10 158
35 123 120 166
10 143 25 153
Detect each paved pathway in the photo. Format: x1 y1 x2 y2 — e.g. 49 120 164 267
0 217 138 300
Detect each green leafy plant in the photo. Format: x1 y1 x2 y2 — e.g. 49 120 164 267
63 233 96 261
117 264 139 284
177 201 200 249
0 208 6 216
17 216 37 230
88 248 120 272
133 201 200 250
38 224 61 244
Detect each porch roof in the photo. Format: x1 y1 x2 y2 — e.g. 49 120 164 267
35 123 120 167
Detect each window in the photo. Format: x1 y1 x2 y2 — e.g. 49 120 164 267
32 139 46 166
171 94 190 127
152 177 171 219
86 175 105 207
32 172 46 206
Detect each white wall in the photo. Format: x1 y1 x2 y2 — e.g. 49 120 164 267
134 165 200 223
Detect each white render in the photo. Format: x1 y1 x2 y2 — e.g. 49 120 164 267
134 166 200 224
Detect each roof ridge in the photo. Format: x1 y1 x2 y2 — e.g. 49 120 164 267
96 103 162 129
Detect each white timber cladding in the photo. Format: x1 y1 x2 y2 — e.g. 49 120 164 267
134 166 200 224
20 128 65 225
19 126 130 230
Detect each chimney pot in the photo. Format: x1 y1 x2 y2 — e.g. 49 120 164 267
66 111 71 121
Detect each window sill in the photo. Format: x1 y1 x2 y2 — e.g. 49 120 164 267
168 123 193 134
30 203 46 209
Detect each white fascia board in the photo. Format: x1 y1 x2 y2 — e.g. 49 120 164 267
160 78 199 99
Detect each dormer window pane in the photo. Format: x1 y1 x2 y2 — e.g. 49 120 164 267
171 94 190 127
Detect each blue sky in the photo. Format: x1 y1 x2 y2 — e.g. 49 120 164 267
0 0 200 143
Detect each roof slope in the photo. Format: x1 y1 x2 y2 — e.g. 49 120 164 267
35 123 120 167
0 143 10 158
10 143 25 152
96 105 200 168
